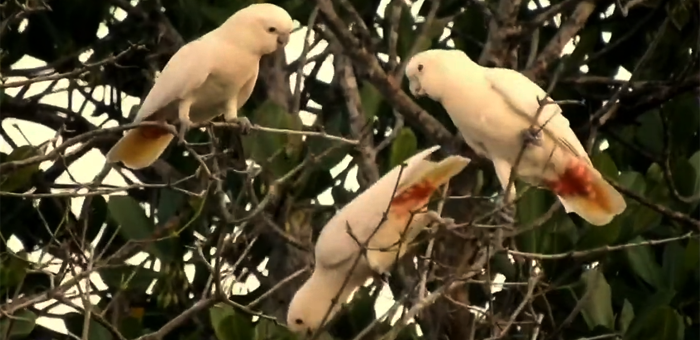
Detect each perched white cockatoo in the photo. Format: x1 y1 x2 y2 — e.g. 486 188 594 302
286 145 470 335
106 3 294 170
404 49 627 226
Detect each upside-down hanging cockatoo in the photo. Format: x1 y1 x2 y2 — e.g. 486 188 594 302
106 3 294 169
286 145 470 335
404 49 626 226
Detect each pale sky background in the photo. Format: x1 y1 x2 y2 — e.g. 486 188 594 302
2 0 629 336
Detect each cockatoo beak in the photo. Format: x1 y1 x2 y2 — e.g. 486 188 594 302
277 33 290 47
409 78 425 97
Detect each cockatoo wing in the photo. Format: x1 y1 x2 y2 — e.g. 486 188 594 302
134 41 213 122
483 67 591 163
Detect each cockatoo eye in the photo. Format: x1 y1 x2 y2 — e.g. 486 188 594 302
294 318 303 325
268 27 277 33
417 64 423 71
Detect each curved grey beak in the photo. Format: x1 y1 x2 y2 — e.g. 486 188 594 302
409 79 423 97
277 33 290 47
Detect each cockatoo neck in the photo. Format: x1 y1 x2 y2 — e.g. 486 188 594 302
437 64 485 110
288 268 366 333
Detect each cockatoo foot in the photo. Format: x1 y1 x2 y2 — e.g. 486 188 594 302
177 119 192 145
521 126 543 147
371 270 391 284
438 216 456 229
497 194 516 217
422 210 456 230
380 272 391 283
234 117 252 135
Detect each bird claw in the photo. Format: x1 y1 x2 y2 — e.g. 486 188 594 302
178 119 192 145
439 217 456 229
374 271 391 284
234 117 252 135
424 211 456 230
498 195 516 215
521 127 543 147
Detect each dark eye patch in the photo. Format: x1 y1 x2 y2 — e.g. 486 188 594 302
418 64 424 71
295 318 303 325
268 27 276 33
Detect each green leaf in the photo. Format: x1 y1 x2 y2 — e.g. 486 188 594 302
665 94 700 156
118 314 144 338
683 238 699 273
575 216 621 251
618 171 646 196
63 312 112 340
209 303 254 340
662 241 686 291
635 110 664 157
0 250 29 296
515 186 551 253
0 309 36 337
242 100 304 179
359 81 384 121
0 145 43 192
157 188 185 223
539 210 579 256
580 268 615 330
624 306 685 340
625 236 663 288
619 299 635 334
592 151 619 180
107 195 176 262
254 318 296 340
98 265 159 292
388 127 418 171
307 104 352 171
669 158 697 201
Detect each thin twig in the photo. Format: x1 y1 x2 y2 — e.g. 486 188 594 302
509 232 698 259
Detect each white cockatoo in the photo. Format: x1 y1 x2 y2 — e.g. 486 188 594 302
286 145 470 335
106 3 294 170
405 49 626 226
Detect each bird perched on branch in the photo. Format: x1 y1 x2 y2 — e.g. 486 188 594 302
405 49 626 226
286 145 470 335
106 3 293 170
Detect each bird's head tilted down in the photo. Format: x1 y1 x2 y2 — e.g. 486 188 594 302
405 49 472 101
286 271 346 336
221 3 294 55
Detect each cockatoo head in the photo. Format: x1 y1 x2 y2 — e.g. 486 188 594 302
405 49 470 101
287 268 356 335
224 3 294 55
286 271 346 335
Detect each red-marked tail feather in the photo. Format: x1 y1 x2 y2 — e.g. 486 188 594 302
106 126 173 170
390 156 470 214
546 159 627 226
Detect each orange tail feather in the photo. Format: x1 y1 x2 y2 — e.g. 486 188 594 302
389 156 470 214
545 159 627 226
106 126 174 170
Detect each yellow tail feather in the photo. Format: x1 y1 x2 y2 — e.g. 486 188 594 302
414 156 471 188
558 174 627 226
391 156 471 211
106 128 174 170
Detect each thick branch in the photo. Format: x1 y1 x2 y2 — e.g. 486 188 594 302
314 0 461 152
523 0 597 82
